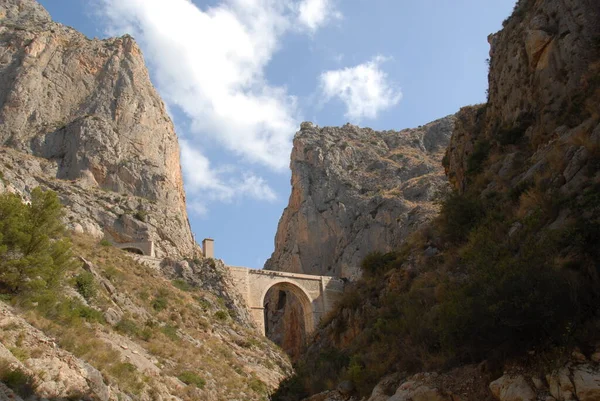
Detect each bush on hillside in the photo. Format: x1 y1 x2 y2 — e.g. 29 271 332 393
360 251 398 277
280 183 600 399
436 190 484 242
466 139 491 176
437 227 578 360
177 371 206 389
0 360 35 397
0 188 74 294
75 271 96 300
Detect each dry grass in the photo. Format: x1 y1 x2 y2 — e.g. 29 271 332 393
517 188 551 218
11 234 288 400
568 127 600 156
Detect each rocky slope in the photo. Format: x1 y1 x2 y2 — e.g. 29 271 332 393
265 118 453 280
300 358 600 401
0 235 291 401
263 118 453 358
0 0 195 258
273 0 600 400
0 1 293 400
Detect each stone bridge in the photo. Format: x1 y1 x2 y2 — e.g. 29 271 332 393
228 267 345 335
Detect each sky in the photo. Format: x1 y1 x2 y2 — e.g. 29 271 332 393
38 0 516 269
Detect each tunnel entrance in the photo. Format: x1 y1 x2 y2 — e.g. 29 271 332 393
263 283 311 360
122 247 144 255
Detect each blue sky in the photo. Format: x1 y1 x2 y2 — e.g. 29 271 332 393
38 0 515 269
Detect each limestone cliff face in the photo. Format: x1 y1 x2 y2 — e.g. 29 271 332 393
265 118 453 279
446 0 600 195
0 0 195 258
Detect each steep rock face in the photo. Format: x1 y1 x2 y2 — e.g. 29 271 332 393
265 118 453 279
0 0 195 258
446 0 600 194
274 1 600 400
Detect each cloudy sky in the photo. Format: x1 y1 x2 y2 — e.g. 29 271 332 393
39 0 515 268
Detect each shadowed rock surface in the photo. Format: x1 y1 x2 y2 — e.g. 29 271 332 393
272 0 600 400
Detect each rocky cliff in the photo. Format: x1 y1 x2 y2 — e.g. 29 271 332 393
446 0 600 197
0 1 294 400
0 236 291 401
265 118 453 279
274 0 600 400
0 0 195 258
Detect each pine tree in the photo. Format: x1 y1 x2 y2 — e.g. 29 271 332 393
0 188 73 294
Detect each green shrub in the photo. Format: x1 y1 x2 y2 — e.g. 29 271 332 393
134 210 147 222
497 113 534 146
271 374 308 401
336 288 362 311
8 347 29 362
26 290 102 324
99 239 112 247
178 371 205 388
498 126 525 146
0 361 35 397
74 271 96 300
360 251 398 277
248 376 267 394
437 238 577 359
194 296 211 311
151 295 168 311
214 310 229 321
76 305 103 322
345 355 364 389
441 153 450 168
0 188 74 294
161 324 179 341
437 190 484 242
466 139 491 176
172 279 192 292
116 318 141 338
140 327 153 341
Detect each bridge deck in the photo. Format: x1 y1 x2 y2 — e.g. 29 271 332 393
228 266 345 283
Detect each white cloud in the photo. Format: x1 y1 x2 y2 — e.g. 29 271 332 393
100 0 301 171
98 0 341 213
320 56 402 121
180 140 277 215
297 0 341 32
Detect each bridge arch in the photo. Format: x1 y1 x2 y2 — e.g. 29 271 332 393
227 267 345 336
259 279 315 334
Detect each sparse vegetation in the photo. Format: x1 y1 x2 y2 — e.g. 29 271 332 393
277 172 600 398
0 360 35 397
134 210 147 222
178 371 206 389
0 187 285 399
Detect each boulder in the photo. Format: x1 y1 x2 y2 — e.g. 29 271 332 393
572 365 600 401
489 375 536 401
